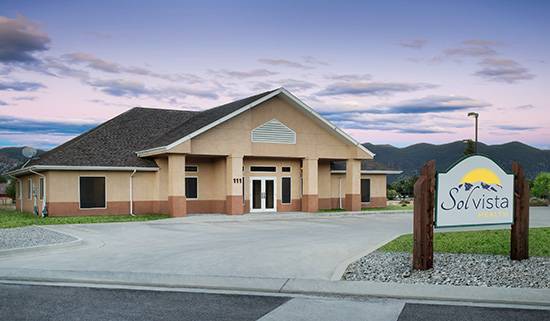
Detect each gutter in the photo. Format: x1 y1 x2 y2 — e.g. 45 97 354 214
6 165 159 177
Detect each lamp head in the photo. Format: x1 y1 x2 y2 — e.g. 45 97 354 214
468 112 479 118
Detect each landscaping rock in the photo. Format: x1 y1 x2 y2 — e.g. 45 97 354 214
0 226 77 250
342 251 550 289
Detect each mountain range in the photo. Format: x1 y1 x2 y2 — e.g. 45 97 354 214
364 141 550 182
1 142 549 182
0 147 46 175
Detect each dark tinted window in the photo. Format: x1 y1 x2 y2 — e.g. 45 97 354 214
282 177 291 204
185 177 198 199
361 179 371 203
282 167 291 172
80 177 106 208
250 166 276 172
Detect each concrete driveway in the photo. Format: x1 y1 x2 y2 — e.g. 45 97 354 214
0 212 412 280
0 207 547 281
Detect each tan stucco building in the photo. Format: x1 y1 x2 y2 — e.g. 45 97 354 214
8 88 400 217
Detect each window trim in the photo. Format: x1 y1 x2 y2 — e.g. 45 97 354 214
249 165 277 173
39 177 44 200
185 176 199 200
18 180 23 200
27 178 32 200
281 176 292 204
78 175 107 210
185 165 199 173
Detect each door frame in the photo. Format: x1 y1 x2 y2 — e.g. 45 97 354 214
249 176 277 213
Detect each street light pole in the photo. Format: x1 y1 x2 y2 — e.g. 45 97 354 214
468 112 479 153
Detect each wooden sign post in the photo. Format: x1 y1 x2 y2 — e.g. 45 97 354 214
413 160 435 270
511 162 529 260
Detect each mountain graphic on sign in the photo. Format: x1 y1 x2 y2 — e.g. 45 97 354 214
457 168 503 192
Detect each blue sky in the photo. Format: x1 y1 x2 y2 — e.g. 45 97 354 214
0 0 548 149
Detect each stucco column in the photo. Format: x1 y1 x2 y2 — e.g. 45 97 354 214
225 155 244 215
345 158 361 211
168 154 186 217
302 158 319 212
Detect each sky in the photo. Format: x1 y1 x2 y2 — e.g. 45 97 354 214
0 0 549 150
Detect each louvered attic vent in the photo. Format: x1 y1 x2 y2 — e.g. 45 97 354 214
251 119 296 144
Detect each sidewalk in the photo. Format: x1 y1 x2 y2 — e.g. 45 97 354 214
1 268 548 306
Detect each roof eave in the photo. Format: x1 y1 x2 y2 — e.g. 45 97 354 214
5 165 159 177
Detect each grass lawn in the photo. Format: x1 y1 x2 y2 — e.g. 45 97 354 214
379 227 550 257
362 204 413 211
0 209 169 229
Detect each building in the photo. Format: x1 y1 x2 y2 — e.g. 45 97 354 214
7 88 400 216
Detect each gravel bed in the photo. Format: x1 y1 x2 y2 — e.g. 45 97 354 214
0 226 77 250
343 251 550 289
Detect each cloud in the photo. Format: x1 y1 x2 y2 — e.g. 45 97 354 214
317 81 438 96
0 100 7 106
0 15 50 63
86 78 218 99
442 39 498 58
400 39 428 49
474 58 534 83
516 104 535 110
60 52 204 83
302 56 329 66
0 80 45 91
258 58 313 70
0 115 96 137
494 125 539 131
320 95 489 115
321 113 451 134
324 73 371 81
253 79 317 92
212 69 278 79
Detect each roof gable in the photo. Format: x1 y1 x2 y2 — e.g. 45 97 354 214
138 88 375 158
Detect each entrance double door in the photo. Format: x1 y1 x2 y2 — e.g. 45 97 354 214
250 177 276 212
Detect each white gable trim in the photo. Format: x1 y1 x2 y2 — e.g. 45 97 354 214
136 88 375 158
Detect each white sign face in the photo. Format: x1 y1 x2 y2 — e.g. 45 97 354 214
436 155 514 228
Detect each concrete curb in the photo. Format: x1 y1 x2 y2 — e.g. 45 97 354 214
0 226 84 257
0 268 548 306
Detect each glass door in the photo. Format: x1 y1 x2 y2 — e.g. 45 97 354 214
250 177 276 212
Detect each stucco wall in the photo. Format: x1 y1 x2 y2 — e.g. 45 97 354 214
324 173 388 209
174 96 371 160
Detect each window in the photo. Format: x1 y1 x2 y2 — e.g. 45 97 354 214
27 178 32 199
185 177 198 199
39 177 44 200
185 165 198 172
282 166 291 172
361 179 371 203
79 177 106 209
282 177 291 204
250 166 276 172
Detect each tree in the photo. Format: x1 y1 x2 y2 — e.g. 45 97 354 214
532 172 550 199
390 176 418 197
464 139 475 156
5 179 16 200
0 175 7 183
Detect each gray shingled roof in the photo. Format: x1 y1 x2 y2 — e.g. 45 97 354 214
145 89 277 149
331 160 399 172
23 90 277 168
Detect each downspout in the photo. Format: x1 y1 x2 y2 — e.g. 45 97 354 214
28 169 47 217
338 177 343 209
129 169 137 216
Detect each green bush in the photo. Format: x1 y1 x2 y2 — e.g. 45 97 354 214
387 189 398 200
530 197 549 207
532 172 550 199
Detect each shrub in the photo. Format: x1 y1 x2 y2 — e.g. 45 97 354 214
530 197 549 207
387 189 398 200
532 172 550 199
